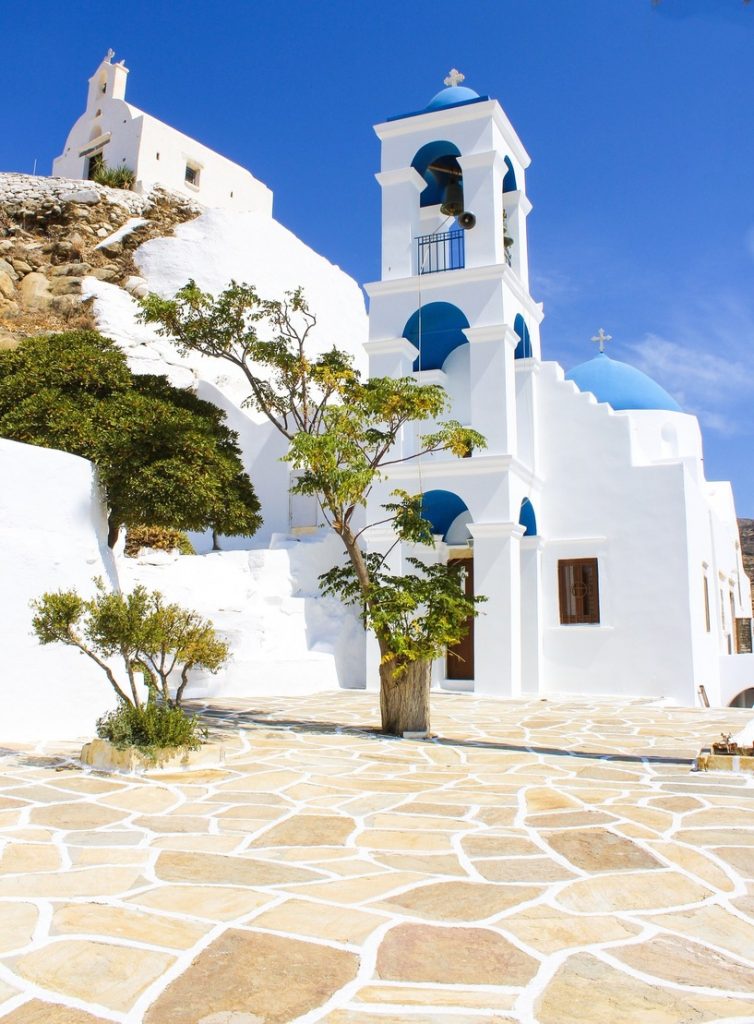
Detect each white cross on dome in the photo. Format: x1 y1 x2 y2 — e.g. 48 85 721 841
444 69 465 88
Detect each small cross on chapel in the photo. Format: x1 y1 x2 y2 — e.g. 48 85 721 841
591 327 612 353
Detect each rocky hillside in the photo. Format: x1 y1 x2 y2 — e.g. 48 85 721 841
738 519 754 606
0 172 198 346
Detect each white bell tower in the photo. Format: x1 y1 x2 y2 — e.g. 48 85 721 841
364 72 545 697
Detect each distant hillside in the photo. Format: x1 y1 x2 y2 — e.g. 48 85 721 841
738 519 754 611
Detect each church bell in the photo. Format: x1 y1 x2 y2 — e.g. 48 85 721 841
440 181 464 218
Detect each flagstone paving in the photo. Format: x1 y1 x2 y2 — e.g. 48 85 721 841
0 691 753 1023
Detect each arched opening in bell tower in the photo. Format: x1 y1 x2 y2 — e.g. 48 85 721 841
519 498 537 536
403 302 470 372
513 314 532 359
420 489 471 542
503 156 517 193
411 140 463 210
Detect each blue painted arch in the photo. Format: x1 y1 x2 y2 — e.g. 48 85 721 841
503 156 517 193
404 302 470 372
513 314 532 360
420 490 469 541
411 140 462 208
519 498 537 537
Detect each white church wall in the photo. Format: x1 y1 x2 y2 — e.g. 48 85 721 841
53 98 143 181
515 361 538 471
719 653 754 707
442 345 471 425
134 115 273 213
536 368 699 702
540 465 697 703
0 440 121 741
677 465 725 704
623 410 704 468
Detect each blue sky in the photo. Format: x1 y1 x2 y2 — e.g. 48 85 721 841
2 0 753 512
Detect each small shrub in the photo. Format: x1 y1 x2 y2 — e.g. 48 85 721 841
91 163 136 190
125 525 195 557
31 579 228 710
96 700 207 755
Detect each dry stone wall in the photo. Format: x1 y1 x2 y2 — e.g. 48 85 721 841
0 173 199 345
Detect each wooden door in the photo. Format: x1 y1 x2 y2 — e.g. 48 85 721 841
446 556 474 680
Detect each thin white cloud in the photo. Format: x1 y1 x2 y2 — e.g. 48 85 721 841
745 225 754 259
530 267 579 305
625 293 754 436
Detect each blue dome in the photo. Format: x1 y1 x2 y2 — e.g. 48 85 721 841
565 353 682 413
424 85 480 112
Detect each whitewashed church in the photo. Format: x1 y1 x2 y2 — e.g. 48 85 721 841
5 58 752 741
360 72 753 709
53 51 272 213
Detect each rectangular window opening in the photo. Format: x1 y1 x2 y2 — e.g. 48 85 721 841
185 163 200 187
703 575 711 633
558 558 600 625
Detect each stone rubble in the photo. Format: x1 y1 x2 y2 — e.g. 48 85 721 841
0 172 198 346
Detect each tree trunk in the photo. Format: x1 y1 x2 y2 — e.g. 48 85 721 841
337 523 431 736
379 658 431 736
175 665 191 707
107 519 120 549
212 529 221 551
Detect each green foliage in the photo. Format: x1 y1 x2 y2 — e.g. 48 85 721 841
125 526 195 557
0 330 262 544
31 580 229 711
96 701 206 755
90 163 136 190
139 282 358 440
29 590 87 645
285 377 485 536
321 555 484 674
133 591 230 705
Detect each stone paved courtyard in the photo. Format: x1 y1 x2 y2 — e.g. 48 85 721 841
1 691 754 1023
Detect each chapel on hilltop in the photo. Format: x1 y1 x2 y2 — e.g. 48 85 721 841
361 71 754 709
53 51 272 213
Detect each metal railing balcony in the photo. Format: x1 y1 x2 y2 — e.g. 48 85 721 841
417 229 464 275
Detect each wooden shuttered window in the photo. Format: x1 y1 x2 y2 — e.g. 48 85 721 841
736 618 753 654
558 558 600 625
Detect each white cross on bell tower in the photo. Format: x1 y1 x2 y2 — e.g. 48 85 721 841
444 68 465 87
